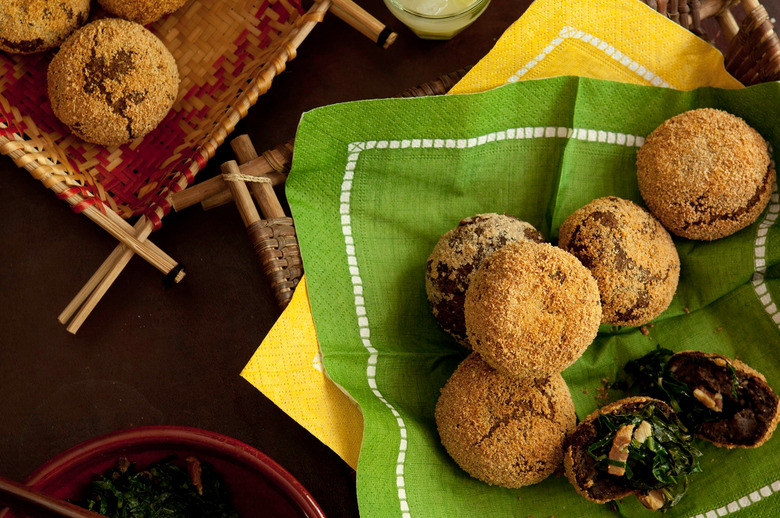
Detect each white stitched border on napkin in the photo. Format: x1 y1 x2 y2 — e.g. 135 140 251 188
506 26 674 89
339 125 643 518
751 151 780 330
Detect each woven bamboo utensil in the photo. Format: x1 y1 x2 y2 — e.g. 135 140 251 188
222 137 303 309
0 0 394 333
205 69 472 308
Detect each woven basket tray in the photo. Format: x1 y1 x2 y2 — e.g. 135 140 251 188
0 0 319 226
0 0 362 332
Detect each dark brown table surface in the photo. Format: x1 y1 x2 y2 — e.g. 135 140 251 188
1 0 778 516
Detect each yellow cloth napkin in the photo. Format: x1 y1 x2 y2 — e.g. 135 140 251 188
240 277 363 469
448 0 740 95
240 0 741 470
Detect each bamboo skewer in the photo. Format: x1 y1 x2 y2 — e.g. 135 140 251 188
327 0 398 48
170 139 294 212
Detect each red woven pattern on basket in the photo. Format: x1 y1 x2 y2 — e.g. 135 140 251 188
0 0 304 223
0 52 63 138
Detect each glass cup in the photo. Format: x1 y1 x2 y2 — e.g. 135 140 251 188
383 0 491 40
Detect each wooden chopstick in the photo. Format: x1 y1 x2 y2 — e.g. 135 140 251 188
0 474 106 518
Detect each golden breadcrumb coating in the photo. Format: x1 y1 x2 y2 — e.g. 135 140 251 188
98 0 188 26
426 213 545 347
0 0 90 54
464 241 601 377
435 353 576 488
48 18 180 146
558 196 680 326
636 108 774 241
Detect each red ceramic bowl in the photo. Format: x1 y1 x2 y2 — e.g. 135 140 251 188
0 426 325 518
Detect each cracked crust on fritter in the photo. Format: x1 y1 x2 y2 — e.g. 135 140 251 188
435 352 576 488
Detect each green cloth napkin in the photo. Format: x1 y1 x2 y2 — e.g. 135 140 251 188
286 75 780 518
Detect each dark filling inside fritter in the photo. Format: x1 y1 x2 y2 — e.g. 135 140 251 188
667 352 779 446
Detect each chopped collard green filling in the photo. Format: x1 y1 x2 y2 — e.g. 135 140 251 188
81 456 240 518
588 403 702 510
616 346 740 426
